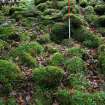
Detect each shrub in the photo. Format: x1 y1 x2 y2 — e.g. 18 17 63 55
94 4 105 15
72 26 102 48
37 33 51 44
33 87 52 105
84 6 95 15
80 0 88 8
0 40 8 50
50 52 64 66
97 44 105 75
0 25 17 41
11 42 44 57
45 44 59 54
83 35 102 48
64 56 85 74
0 60 22 94
7 97 18 105
32 66 64 88
50 22 68 43
68 47 84 57
56 90 105 105
0 98 4 105
67 73 90 90
97 27 105 37
19 52 37 67
56 89 71 105
61 38 75 47
94 16 105 27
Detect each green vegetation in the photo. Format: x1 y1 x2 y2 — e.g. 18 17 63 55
0 0 105 104
50 52 64 65
64 56 85 74
32 66 64 88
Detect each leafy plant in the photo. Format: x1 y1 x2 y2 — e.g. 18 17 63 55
50 52 64 66
32 66 64 88
64 56 85 74
0 60 22 94
68 47 84 57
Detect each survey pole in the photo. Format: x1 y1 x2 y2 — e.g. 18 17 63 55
68 0 71 39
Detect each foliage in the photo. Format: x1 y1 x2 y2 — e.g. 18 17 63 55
72 26 102 48
37 33 51 44
0 25 16 40
68 47 84 57
0 40 8 50
67 73 90 90
33 87 52 105
50 22 68 43
56 89 71 105
98 44 105 74
0 60 22 94
50 52 64 66
94 4 105 15
64 56 85 74
11 42 44 57
32 66 64 88
19 52 37 67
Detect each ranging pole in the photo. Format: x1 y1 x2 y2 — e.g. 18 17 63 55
68 0 71 39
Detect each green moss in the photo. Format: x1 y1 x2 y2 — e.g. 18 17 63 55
45 44 59 54
56 89 71 105
0 60 22 94
33 87 52 105
50 52 64 66
94 15 105 27
97 27 105 37
83 35 102 48
72 26 102 48
11 42 44 57
37 33 51 44
19 52 37 67
32 66 64 88
0 40 8 50
67 73 90 90
68 47 84 57
56 90 105 105
50 22 68 43
64 56 85 74
98 44 105 74
80 0 88 7
7 97 18 105
94 4 105 15
0 25 16 40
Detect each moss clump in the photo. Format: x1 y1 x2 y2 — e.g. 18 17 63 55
0 40 8 50
50 52 64 66
0 25 16 39
19 52 37 67
98 44 105 74
64 56 85 74
67 73 90 90
32 66 64 88
11 42 44 57
80 0 88 8
56 89 71 105
7 97 18 105
56 89 105 105
94 15 105 27
33 87 52 105
37 33 51 44
72 26 102 48
94 4 105 15
50 22 68 43
0 60 22 94
68 47 84 57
